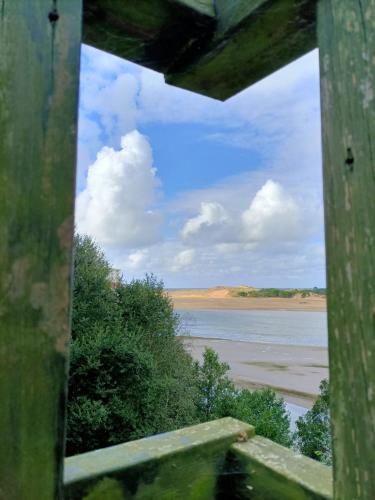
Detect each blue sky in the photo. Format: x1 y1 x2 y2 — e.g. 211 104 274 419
75 44 325 288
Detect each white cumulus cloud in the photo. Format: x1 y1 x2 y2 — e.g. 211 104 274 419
181 202 234 245
242 180 303 243
126 249 149 269
171 249 196 272
76 130 162 247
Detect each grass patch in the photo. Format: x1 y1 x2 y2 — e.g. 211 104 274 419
233 287 326 299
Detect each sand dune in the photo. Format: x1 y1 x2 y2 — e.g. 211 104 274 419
168 287 326 312
169 287 232 299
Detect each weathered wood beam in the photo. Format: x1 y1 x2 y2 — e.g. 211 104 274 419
318 1 375 498
0 1 81 498
64 418 254 499
230 436 332 499
166 0 317 100
82 0 216 74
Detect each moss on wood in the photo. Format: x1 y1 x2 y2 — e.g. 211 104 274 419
82 0 215 74
229 436 333 499
64 418 254 499
166 0 317 100
0 1 81 497
318 0 375 498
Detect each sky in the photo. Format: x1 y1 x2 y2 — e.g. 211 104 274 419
75 44 326 289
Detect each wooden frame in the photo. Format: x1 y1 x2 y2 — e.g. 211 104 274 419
0 1 374 498
0 1 82 497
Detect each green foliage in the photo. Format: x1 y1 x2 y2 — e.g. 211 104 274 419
235 287 326 298
67 236 198 456
68 235 303 456
195 348 291 446
117 274 178 342
232 388 292 447
71 235 120 340
295 379 332 464
67 327 155 454
195 348 237 420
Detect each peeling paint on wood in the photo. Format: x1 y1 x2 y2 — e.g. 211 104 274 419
0 1 81 498
318 0 375 498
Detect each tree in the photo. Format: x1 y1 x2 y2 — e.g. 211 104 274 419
195 348 237 420
116 274 178 341
66 236 198 456
68 235 295 455
195 348 292 446
71 235 120 340
232 388 291 447
295 379 332 464
67 327 156 454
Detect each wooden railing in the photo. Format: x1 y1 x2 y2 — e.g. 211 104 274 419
64 418 332 499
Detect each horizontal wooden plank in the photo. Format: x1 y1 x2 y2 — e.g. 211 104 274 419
82 0 216 73
166 0 317 100
64 418 254 499
231 436 333 499
82 0 317 100
177 0 214 17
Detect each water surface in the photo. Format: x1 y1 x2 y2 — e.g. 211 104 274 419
177 309 328 347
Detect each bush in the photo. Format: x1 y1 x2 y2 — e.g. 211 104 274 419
67 327 155 454
232 388 292 447
295 379 332 464
71 235 120 340
67 235 295 455
194 348 291 446
194 348 237 420
66 236 198 455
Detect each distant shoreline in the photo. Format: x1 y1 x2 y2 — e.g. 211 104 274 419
180 336 329 408
167 287 326 312
170 296 326 312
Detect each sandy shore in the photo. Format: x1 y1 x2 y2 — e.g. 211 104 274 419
181 337 329 408
169 289 326 312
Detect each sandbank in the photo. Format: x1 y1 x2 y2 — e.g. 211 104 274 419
169 289 326 312
180 336 329 408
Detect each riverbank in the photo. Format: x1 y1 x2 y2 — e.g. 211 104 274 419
180 336 329 408
169 289 326 312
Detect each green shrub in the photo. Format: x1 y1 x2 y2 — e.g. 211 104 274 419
295 379 332 464
232 388 292 446
66 236 198 456
235 288 326 298
194 348 291 446
194 348 237 420
71 235 120 340
68 235 316 456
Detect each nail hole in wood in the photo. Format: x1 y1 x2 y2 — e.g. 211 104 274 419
345 148 354 171
48 9 59 23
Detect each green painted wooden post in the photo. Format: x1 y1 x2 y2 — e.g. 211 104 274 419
318 1 375 498
0 1 82 498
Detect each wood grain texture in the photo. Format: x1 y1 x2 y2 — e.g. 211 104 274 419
167 0 317 100
231 436 332 499
82 0 215 74
0 1 81 498
318 1 375 498
64 418 254 499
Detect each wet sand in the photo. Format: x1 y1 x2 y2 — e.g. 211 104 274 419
181 336 329 408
